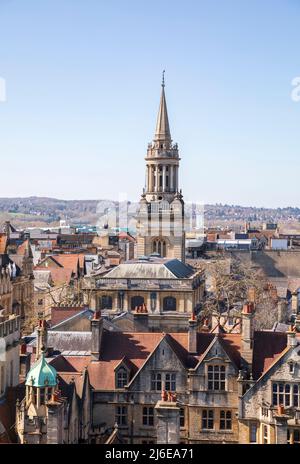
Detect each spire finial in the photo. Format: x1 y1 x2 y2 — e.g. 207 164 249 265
155 71 171 141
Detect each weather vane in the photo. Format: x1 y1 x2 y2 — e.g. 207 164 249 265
162 70 165 87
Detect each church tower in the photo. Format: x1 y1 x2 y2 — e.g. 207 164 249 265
137 74 185 262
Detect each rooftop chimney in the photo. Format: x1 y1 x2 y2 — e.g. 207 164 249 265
277 299 287 324
241 302 254 367
188 313 197 354
36 312 48 359
292 293 299 314
91 310 103 360
287 326 298 348
155 391 180 444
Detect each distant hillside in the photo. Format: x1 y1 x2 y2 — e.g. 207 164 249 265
0 197 299 228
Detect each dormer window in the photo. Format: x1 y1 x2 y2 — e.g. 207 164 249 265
116 367 128 389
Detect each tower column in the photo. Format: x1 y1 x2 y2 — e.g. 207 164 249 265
162 165 166 191
170 165 174 191
155 166 158 192
149 166 153 192
146 165 149 192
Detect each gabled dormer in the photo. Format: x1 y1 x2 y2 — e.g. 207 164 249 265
191 335 240 393
114 357 133 390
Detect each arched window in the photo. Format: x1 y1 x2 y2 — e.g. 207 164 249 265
116 367 128 389
152 239 167 257
131 296 144 311
163 296 177 312
101 295 112 310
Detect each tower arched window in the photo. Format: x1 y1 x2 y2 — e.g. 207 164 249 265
163 296 177 312
152 239 166 257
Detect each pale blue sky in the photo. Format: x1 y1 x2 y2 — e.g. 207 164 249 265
0 0 300 207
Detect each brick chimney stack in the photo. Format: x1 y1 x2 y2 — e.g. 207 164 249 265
241 302 255 367
155 391 180 444
91 309 103 360
188 313 197 354
287 326 298 348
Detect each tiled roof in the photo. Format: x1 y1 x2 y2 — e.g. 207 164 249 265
38 253 84 274
87 331 242 391
50 355 91 373
51 306 86 327
54 253 85 271
88 332 163 390
17 239 32 257
34 267 73 286
118 231 135 243
57 371 86 400
252 331 287 380
0 235 7 254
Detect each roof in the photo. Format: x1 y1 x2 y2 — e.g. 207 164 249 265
252 331 287 380
38 253 84 274
49 355 91 373
34 267 73 286
87 331 242 390
26 352 57 387
0 235 7 254
118 231 135 243
17 239 32 257
155 80 171 142
50 306 86 327
105 258 195 279
51 309 94 332
47 331 92 352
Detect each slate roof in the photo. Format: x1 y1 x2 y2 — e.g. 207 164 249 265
47 331 92 352
105 258 195 279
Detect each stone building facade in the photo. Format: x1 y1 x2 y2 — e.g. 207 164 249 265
0 256 13 312
239 329 300 444
83 256 205 332
0 313 20 398
88 312 242 444
0 230 34 329
16 316 91 444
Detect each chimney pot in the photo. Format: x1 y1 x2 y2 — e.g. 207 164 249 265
278 404 285 416
287 328 298 347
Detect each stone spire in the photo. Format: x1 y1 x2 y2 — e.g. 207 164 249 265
154 71 171 142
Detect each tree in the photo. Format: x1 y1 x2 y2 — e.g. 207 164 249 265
201 255 278 330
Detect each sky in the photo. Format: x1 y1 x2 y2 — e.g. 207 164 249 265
0 0 300 208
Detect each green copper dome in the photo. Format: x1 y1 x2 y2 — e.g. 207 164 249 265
25 352 57 387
